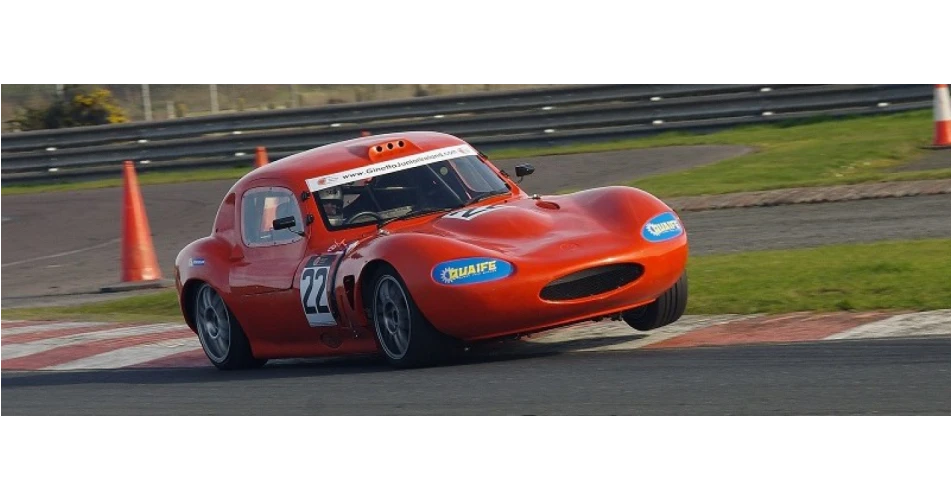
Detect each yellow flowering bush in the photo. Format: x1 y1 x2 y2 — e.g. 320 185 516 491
8 86 128 130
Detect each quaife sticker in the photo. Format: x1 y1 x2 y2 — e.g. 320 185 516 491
641 212 683 243
299 255 337 327
432 257 513 285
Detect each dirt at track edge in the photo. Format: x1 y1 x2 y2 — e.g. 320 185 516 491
666 179 950 212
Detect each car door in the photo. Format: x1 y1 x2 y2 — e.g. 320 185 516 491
228 185 317 350
231 185 306 294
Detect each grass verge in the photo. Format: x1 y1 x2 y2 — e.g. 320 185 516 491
3 291 183 323
493 110 950 198
4 110 948 197
686 239 950 314
5 239 948 322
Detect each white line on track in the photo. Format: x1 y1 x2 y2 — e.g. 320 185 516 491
577 315 755 351
1 323 190 360
1 238 120 268
1 322 109 337
523 314 753 352
0 320 30 327
826 310 952 340
46 340 202 371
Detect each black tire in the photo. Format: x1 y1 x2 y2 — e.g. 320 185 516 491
193 283 267 370
623 272 688 331
369 264 457 368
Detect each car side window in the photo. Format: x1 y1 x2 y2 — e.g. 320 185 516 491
241 187 304 247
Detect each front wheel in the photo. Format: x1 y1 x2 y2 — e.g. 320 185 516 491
194 283 267 370
370 265 456 368
623 272 688 331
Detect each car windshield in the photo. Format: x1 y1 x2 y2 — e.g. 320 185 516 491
312 154 511 230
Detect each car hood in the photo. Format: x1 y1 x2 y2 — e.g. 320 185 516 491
405 193 646 260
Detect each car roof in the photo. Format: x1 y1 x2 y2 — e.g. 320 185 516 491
235 131 470 191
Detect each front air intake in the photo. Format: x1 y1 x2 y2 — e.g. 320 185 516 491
540 264 644 301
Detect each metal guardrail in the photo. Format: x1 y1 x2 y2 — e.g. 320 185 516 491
0 84 791 152
6 85 611 149
0 84 933 184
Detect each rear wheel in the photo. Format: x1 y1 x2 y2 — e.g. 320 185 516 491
194 283 267 370
370 265 456 368
623 272 688 331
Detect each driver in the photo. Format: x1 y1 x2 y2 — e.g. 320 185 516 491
318 186 345 226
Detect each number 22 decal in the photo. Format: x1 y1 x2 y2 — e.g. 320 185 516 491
301 268 330 315
300 255 337 327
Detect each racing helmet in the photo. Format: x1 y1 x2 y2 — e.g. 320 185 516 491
319 185 345 225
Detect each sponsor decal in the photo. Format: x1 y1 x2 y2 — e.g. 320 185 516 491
316 176 339 186
641 212 683 243
432 257 513 286
299 254 338 327
306 144 478 191
189 258 205 267
326 239 348 252
443 205 508 221
326 240 359 256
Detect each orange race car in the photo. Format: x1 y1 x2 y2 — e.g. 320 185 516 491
175 131 688 368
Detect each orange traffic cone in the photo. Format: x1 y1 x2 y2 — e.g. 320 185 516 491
120 161 161 282
933 84 951 148
254 146 269 168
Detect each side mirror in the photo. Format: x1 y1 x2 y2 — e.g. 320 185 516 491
272 216 297 231
514 163 535 183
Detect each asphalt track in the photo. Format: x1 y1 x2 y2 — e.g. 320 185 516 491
2 338 948 415
680 194 950 255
